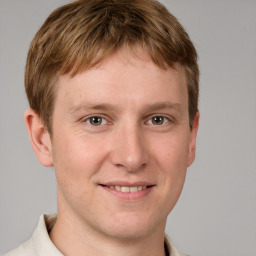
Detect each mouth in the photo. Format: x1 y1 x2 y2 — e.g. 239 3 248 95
101 185 153 193
98 181 155 200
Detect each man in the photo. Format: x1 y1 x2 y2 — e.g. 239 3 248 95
5 0 199 255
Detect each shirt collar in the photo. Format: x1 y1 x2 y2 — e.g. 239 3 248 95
31 214 186 256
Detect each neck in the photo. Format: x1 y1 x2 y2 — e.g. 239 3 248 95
49 212 167 256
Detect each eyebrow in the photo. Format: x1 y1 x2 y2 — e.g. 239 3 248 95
68 103 117 114
142 102 181 112
68 102 181 114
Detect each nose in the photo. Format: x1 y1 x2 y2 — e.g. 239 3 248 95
109 123 149 172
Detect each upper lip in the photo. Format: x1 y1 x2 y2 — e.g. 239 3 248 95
100 181 155 187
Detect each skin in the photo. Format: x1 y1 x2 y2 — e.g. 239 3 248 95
25 49 199 256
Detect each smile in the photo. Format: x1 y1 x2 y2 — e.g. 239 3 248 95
106 185 148 193
100 183 155 200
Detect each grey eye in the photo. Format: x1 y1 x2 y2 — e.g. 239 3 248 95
87 116 104 126
151 116 165 125
147 116 169 126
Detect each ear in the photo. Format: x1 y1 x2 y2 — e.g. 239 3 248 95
187 112 200 167
24 108 53 167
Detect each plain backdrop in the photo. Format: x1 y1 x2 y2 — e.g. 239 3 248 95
0 0 255 255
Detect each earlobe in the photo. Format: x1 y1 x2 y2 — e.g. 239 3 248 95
24 108 53 167
187 112 200 167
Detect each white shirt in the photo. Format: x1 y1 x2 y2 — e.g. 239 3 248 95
4 214 187 256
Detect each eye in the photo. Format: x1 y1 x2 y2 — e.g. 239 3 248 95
147 116 169 125
85 116 107 126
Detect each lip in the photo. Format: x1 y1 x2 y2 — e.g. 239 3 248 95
102 181 154 187
99 181 155 201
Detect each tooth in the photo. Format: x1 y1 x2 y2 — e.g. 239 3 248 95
111 185 148 192
121 186 130 192
130 186 138 192
115 186 121 191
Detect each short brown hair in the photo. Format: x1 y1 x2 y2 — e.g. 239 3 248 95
25 0 199 134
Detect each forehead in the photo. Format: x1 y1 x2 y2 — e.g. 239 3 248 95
54 49 188 114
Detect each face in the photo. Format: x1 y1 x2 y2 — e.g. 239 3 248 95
43 50 198 240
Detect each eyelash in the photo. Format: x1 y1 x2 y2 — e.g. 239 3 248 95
82 115 172 127
145 115 170 126
84 116 108 126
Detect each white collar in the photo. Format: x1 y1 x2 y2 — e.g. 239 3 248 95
9 214 187 256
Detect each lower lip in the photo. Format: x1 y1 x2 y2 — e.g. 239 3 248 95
101 185 154 201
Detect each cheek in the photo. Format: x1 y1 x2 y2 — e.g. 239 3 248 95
154 131 190 171
51 133 107 194
153 132 189 201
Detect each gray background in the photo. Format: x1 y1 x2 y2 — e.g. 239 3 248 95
0 0 255 255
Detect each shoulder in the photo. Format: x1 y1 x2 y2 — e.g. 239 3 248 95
4 238 36 256
165 234 188 256
4 214 61 256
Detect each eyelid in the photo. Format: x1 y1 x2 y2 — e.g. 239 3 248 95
81 115 109 125
145 114 173 125
88 117 107 125
80 114 174 126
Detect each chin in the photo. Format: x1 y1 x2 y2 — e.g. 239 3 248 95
105 226 151 241
101 212 164 240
